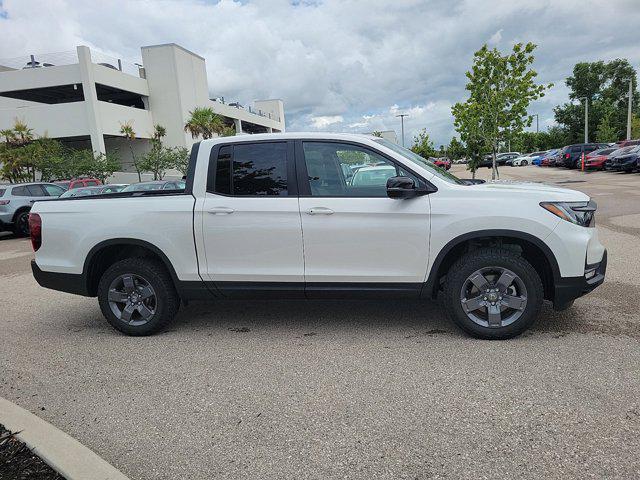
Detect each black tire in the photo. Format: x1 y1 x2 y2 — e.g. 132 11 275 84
442 247 543 340
12 210 30 237
97 258 180 336
522 160 528 166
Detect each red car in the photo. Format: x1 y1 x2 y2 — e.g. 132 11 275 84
53 178 103 190
584 147 617 170
433 158 451 170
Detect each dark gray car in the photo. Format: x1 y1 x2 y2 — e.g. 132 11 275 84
0 182 66 236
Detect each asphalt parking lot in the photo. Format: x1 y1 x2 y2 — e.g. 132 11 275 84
2 165 639 479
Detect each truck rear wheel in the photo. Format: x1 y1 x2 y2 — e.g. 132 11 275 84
97 258 179 336
442 248 543 339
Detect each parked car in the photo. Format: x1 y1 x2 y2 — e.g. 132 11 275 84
53 178 103 190
558 143 609 168
99 184 129 193
538 149 560 167
604 146 635 170
513 151 547 167
30 133 606 340
350 165 398 186
433 158 451 170
121 180 186 192
0 182 66 236
498 152 521 166
584 147 617 171
615 139 640 148
608 145 640 172
479 152 518 168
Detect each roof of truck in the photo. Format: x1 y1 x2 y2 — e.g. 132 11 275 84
201 132 379 145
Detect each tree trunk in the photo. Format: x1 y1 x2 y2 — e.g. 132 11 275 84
491 144 499 180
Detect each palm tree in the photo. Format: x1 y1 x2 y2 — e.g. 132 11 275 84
119 121 141 181
0 128 16 146
12 120 33 146
152 124 166 142
184 107 225 139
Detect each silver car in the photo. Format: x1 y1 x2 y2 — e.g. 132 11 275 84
0 182 66 236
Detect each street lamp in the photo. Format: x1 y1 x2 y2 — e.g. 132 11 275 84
579 97 588 143
396 113 408 147
532 114 539 133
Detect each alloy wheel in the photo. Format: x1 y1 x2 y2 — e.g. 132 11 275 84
459 267 527 328
107 274 157 325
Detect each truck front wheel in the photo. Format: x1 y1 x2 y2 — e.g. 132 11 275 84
97 258 180 336
442 248 543 339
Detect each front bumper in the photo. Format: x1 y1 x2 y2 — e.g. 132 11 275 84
553 250 607 310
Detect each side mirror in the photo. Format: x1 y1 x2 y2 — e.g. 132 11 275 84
387 176 419 199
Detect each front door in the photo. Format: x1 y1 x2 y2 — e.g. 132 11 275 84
296 140 431 296
201 140 304 296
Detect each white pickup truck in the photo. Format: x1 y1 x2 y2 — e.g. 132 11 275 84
30 133 607 339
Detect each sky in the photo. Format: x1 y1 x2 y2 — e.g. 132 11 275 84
1 0 639 146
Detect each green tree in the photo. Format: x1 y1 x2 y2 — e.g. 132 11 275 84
69 149 121 183
596 109 619 143
452 43 551 179
631 113 640 139
446 137 466 160
184 107 225 139
410 129 437 159
171 147 191 176
554 59 639 143
371 131 383 137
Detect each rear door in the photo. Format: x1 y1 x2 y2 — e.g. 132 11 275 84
200 140 304 296
296 140 431 296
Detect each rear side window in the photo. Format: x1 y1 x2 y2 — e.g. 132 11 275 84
27 185 46 196
210 142 288 196
43 184 65 196
12 186 29 196
570 146 582 153
0 189 5 197
584 145 598 153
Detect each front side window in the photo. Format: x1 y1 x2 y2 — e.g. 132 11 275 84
302 142 418 197
212 142 288 196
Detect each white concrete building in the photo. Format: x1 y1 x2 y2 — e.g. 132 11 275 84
0 44 285 180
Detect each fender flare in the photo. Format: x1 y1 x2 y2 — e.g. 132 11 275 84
422 229 561 298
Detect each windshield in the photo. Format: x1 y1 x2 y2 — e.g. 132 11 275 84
122 183 163 192
372 138 464 185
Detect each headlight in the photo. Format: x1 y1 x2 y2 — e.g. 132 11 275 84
540 200 596 227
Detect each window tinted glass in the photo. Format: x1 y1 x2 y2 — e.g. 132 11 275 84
27 185 46 196
43 184 65 196
232 142 288 196
12 186 29 196
85 181 98 186
584 145 598 152
214 145 232 194
0 189 5 197
570 146 582 153
303 142 417 197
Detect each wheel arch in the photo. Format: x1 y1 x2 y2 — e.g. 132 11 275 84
423 229 560 301
83 238 180 297
12 205 31 223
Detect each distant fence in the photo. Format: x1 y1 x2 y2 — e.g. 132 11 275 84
0 49 142 78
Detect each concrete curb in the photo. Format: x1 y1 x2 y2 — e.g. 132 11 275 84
0 397 130 480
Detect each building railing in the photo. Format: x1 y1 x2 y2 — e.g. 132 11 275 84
0 49 142 78
0 50 79 70
210 96 281 123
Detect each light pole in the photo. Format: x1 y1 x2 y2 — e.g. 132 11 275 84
627 78 633 140
396 113 408 147
579 97 588 143
532 114 539 133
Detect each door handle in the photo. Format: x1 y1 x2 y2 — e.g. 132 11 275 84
208 207 235 215
307 207 334 215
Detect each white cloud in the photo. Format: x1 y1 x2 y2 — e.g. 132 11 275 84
309 115 343 129
0 0 639 145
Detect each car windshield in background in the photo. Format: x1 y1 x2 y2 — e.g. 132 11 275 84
611 146 634 156
372 138 465 185
59 187 102 198
593 148 616 156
